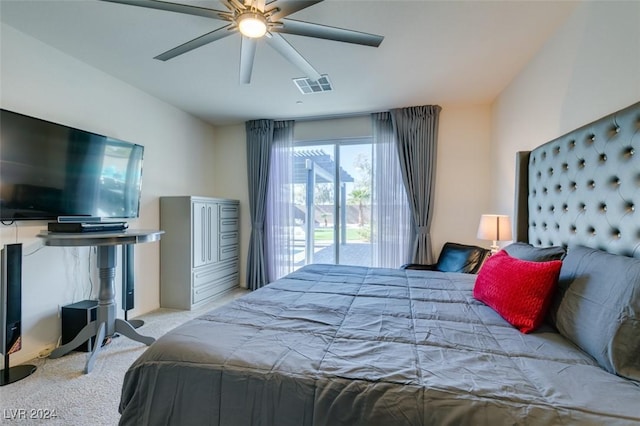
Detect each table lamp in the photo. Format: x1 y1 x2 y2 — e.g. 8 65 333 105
477 214 512 254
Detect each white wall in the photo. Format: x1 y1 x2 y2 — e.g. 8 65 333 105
213 105 492 265
0 23 219 365
491 1 640 217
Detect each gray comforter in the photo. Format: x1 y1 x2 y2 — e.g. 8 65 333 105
119 264 640 425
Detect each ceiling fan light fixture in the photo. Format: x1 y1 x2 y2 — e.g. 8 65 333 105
237 12 267 38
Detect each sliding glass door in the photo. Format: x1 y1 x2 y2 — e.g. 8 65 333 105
292 138 373 268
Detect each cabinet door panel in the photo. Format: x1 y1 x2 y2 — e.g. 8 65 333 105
206 204 219 263
192 202 208 268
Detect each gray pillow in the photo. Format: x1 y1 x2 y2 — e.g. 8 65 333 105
503 242 566 262
550 245 640 381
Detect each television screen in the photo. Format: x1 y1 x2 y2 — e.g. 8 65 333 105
0 109 144 221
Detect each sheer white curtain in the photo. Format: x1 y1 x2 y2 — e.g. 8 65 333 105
265 121 296 281
371 112 412 268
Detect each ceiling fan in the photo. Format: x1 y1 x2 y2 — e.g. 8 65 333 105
100 0 384 84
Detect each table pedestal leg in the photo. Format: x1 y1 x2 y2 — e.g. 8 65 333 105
115 319 155 345
50 245 155 373
84 322 106 374
49 321 98 359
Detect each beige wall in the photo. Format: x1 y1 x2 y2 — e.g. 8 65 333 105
212 124 248 286
491 1 640 219
213 104 492 267
433 105 492 252
1 23 218 365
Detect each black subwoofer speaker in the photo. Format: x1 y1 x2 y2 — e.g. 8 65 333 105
61 300 98 352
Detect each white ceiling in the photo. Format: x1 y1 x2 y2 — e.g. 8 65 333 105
0 0 578 126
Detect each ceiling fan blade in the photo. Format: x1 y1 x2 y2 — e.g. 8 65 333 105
265 33 321 81
239 36 258 84
275 19 383 47
154 25 235 61
100 0 226 20
265 0 323 21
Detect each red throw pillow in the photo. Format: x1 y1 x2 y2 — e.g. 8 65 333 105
473 250 562 333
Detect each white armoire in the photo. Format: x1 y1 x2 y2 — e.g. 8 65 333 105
159 196 239 310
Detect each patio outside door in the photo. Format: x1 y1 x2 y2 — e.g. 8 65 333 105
292 139 372 268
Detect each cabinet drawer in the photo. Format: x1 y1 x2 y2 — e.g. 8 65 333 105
219 244 238 261
219 219 238 233
193 273 239 304
193 261 238 288
219 232 238 247
220 205 239 219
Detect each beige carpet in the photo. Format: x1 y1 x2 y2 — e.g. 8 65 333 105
0 289 248 426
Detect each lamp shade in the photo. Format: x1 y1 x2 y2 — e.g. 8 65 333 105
477 214 512 241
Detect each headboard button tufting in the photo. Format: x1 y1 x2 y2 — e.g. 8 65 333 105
523 102 640 258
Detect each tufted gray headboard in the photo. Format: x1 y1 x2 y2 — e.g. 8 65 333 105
514 101 640 258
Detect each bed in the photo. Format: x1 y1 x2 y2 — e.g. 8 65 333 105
119 102 640 425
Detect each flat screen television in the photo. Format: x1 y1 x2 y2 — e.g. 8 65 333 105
0 109 144 221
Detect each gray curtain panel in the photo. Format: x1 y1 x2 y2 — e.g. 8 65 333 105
391 105 442 265
246 119 274 291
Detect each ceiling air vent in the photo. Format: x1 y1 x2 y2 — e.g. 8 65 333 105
293 75 333 94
